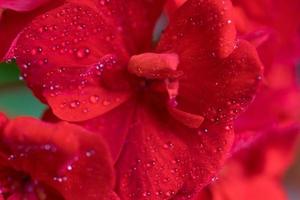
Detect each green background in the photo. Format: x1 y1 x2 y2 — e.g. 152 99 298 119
0 62 46 118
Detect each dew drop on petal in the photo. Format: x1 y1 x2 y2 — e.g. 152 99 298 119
89 95 99 104
67 165 73 171
69 100 80 108
76 48 90 58
102 99 111 106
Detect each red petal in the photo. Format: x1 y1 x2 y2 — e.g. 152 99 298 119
12 2 133 121
237 126 300 177
201 170 287 200
0 112 7 130
235 58 300 133
43 100 135 163
118 0 167 52
0 0 52 11
199 126 300 200
157 0 262 124
0 1 63 59
78 100 137 163
235 87 300 133
0 117 115 200
164 0 186 18
115 102 234 199
158 0 237 59
42 61 131 122
233 0 300 41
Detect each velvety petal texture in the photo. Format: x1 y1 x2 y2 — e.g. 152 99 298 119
0 1 64 59
198 126 300 200
11 1 132 121
78 100 137 162
157 0 263 125
233 0 300 41
0 116 116 200
2 0 266 199
8 0 166 122
0 0 51 11
115 101 234 199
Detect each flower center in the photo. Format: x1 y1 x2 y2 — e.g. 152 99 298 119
0 168 32 198
128 52 204 128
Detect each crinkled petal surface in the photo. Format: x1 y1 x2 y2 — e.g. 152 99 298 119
12 1 131 121
11 0 166 122
78 100 137 162
68 0 166 53
157 0 263 125
0 1 63 59
115 100 234 199
113 0 262 198
0 116 115 200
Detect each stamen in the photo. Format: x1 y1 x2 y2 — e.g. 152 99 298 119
168 106 205 129
128 53 180 79
128 52 204 128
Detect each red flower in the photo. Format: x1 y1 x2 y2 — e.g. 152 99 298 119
2 0 263 199
197 126 300 200
0 113 117 199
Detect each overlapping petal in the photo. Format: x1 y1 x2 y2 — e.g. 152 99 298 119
115 101 234 199
231 0 300 134
67 0 166 53
11 1 131 121
0 116 116 200
9 0 167 122
78 100 137 162
198 126 300 200
232 0 300 40
0 1 64 59
1 1 269 200
157 0 263 125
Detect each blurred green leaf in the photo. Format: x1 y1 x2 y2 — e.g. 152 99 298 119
0 85 46 118
0 62 21 85
0 62 46 117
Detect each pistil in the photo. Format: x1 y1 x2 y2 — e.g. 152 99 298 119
128 52 205 129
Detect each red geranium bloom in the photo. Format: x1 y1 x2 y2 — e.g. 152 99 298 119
0 113 117 200
2 0 263 199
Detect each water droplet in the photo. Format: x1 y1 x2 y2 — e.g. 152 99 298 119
31 48 38 55
8 154 16 161
22 63 29 69
85 150 95 157
44 144 51 150
102 99 111 106
67 165 73 171
82 108 89 113
53 176 68 183
211 176 219 182
89 95 99 104
76 48 90 58
69 101 80 108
